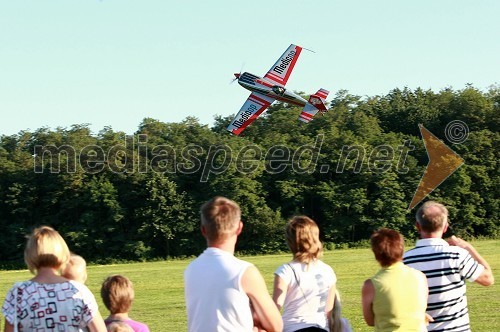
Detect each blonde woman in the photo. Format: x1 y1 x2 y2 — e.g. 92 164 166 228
273 216 337 332
1 226 106 332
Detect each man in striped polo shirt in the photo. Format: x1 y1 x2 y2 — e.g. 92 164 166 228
403 201 494 331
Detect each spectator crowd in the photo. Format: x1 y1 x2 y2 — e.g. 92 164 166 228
2 198 493 331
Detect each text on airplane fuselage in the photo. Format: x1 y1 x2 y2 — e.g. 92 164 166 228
273 50 296 75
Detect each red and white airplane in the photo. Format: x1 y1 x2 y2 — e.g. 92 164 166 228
227 44 329 135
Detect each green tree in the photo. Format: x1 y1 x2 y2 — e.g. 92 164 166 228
136 172 196 257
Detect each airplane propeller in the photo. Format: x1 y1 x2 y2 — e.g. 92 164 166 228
230 72 240 84
230 63 244 84
230 73 241 84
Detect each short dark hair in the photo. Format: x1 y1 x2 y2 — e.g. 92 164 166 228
370 228 404 267
416 201 448 233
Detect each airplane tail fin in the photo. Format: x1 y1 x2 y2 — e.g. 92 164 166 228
298 88 330 123
308 88 329 111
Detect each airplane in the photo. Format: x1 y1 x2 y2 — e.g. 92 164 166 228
227 44 329 135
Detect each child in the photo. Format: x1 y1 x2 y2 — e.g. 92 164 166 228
101 275 150 332
63 253 88 284
62 253 91 332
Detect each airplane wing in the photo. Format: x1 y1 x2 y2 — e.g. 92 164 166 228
227 92 275 135
263 44 302 86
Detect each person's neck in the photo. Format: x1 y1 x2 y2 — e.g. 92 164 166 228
420 231 443 239
32 266 66 283
107 313 130 321
208 239 236 255
382 260 403 268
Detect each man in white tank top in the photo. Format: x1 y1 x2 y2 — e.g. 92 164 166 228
184 196 283 332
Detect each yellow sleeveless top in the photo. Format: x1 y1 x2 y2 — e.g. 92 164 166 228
371 262 427 332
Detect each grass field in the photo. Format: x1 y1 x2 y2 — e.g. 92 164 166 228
1 240 498 331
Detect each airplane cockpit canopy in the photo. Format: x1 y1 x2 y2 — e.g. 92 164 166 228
272 86 286 96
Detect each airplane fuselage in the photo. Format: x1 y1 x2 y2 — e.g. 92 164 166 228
228 44 329 135
237 72 308 107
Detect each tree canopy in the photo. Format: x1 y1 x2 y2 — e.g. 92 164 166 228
0 85 498 266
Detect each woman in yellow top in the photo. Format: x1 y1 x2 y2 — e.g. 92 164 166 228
362 228 430 332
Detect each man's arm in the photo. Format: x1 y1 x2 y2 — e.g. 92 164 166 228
361 279 375 326
242 266 283 332
447 236 494 286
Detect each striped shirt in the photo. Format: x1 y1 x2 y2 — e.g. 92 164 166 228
403 238 484 332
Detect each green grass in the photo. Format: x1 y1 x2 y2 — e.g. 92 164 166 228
1 240 498 331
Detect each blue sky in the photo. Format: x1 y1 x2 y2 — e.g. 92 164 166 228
1 0 498 136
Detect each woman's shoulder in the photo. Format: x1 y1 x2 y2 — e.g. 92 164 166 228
275 261 293 274
314 259 335 273
4 280 91 303
404 265 428 283
9 280 31 289
36 280 95 295
4 281 31 300
9 280 70 292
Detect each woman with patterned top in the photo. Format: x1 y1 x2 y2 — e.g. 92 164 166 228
2 226 106 332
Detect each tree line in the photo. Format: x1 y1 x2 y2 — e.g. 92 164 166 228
0 85 498 267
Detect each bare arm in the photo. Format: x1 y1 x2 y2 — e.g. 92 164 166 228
86 311 107 332
272 274 287 311
361 279 375 327
242 266 283 332
325 283 336 327
447 236 494 286
4 319 13 332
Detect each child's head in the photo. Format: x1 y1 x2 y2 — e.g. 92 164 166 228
63 254 87 283
285 216 323 263
101 275 135 314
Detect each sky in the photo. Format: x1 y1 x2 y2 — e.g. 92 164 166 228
1 0 499 136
